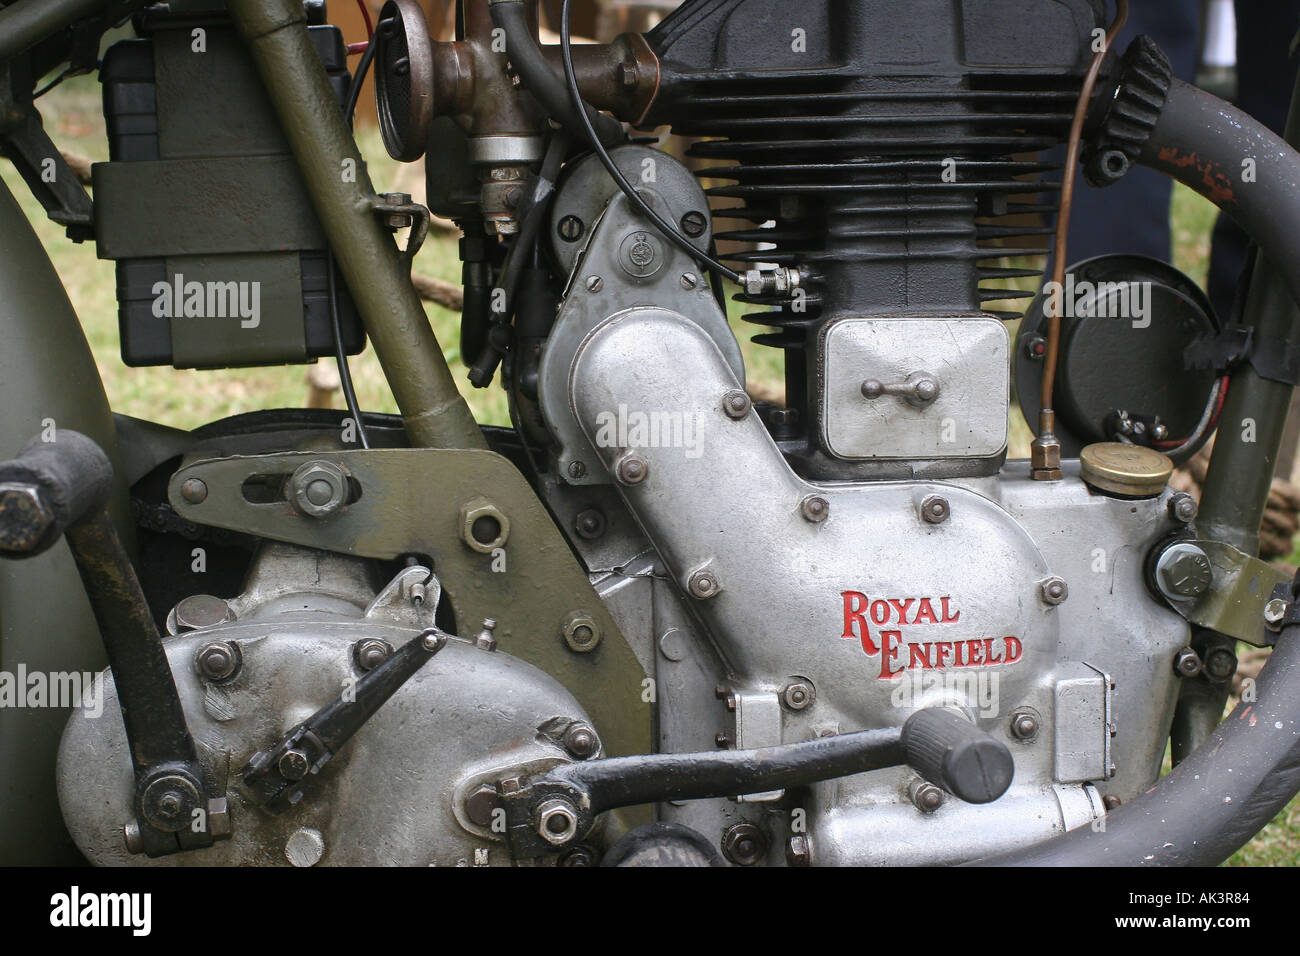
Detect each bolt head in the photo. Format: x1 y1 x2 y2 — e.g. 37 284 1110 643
0 482 54 554
1010 712 1038 740
465 785 502 828
722 389 752 419
537 799 580 846
688 568 720 599
680 211 708 237
615 453 649 486
721 822 767 866
284 827 325 867
909 779 945 813
567 460 587 479
1204 646 1238 681
574 508 606 540
782 680 815 711
194 640 240 682
179 477 208 504
563 722 600 758
1157 544 1212 599
289 460 348 518
1040 576 1069 605
563 611 602 653
1173 646 1203 678
278 749 311 781
557 215 584 242
353 638 392 671
1264 597 1289 627
920 495 949 525
680 272 699 290
585 275 603 293
800 495 829 523
1169 493 1198 523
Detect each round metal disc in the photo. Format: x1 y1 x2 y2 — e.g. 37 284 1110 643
374 0 435 162
1079 442 1174 498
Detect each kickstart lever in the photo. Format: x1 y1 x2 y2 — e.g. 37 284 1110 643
241 626 449 812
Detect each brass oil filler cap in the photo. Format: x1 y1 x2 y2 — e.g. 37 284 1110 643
1079 442 1174 498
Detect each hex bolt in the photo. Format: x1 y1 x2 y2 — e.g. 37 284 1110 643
284 827 325 867
800 495 830 523
179 477 208 505
615 452 649 486
1204 646 1238 682
786 834 811 867
1040 576 1069 605
1156 543 1213 600
688 568 720 599
680 272 699 290
920 494 949 525
278 749 311 781
475 618 498 652
174 594 233 631
536 799 580 846
574 508 606 540
562 722 600 759
1264 597 1289 628
1010 711 1039 740
0 482 55 554
722 389 752 420
458 497 510 554
680 210 708 237
1173 646 1204 678
353 637 393 671
557 215 584 242
782 680 815 711
465 785 502 828
585 275 603 293
289 460 349 519
1168 492 1198 524
562 610 602 653
909 778 945 813
194 640 241 682
721 822 767 866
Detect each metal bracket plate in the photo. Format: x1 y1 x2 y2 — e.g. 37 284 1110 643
1165 539 1290 647
166 447 652 759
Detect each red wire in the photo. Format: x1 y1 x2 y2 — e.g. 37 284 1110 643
1153 376 1230 449
346 0 374 55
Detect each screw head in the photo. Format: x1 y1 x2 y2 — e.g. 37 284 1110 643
557 214 584 242
179 477 208 504
574 508 606 540
278 749 311 781
1010 711 1039 740
353 637 392 671
782 680 815 711
1040 576 1069 605
721 822 767 866
722 389 752 419
909 779 945 813
800 495 829 523
688 568 720 599
194 640 240 682
1173 646 1203 678
680 210 708 237
920 495 949 524
562 722 600 758
680 272 699 290
1264 597 1289 627
1156 543 1212 599
615 453 649 486
562 610 602 653
567 460 587 479
1204 646 1238 681
1168 493 1198 523
585 275 604 293
421 629 446 652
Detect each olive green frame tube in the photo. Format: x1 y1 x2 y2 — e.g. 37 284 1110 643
229 0 486 450
0 0 108 63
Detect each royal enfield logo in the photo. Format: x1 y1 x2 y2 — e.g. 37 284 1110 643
840 591 1023 680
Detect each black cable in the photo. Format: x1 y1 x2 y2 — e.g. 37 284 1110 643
327 28 384 450
33 67 72 99
558 0 741 284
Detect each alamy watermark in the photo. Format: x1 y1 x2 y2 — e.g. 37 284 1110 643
152 273 261 328
593 403 705 459
0 666 103 717
1042 273 1152 328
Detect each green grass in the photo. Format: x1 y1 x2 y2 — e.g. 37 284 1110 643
8 74 1296 865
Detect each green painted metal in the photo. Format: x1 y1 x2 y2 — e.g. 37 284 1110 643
0 177 129 864
228 0 486 450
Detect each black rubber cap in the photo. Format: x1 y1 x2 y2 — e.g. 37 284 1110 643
901 707 1015 804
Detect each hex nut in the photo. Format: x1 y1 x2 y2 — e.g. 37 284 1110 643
458 496 510 554
278 749 310 781
536 799 580 846
614 453 649 486
562 610 602 653
1010 711 1039 740
800 495 830 523
920 495 949 525
722 389 753 419
353 638 393 671
909 779 945 813
562 722 600 759
194 640 241 682
782 680 815 711
688 568 720 599
0 482 54 554
1040 576 1069 605
1264 597 1289 628
721 822 767 866
1168 492 1198 523
289 460 349 518
1173 646 1203 678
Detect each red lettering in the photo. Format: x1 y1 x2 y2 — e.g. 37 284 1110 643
908 643 935 669
879 631 903 679
913 598 938 625
940 596 960 623
870 600 891 626
984 636 999 663
934 642 954 668
1003 636 1023 664
841 591 877 654
964 639 984 667
887 598 915 625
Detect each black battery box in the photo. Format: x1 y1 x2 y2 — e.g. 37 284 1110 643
94 11 365 369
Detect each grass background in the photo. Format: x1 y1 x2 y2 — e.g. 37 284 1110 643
5 74 1294 865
